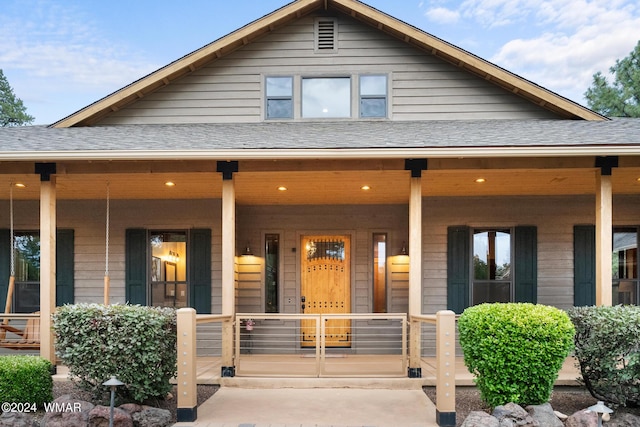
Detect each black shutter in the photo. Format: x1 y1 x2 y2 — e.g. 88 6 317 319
514 226 537 303
0 229 9 310
189 229 212 313
447 226 469 314
125 228 147 305
574 225 596 306
56 229 74 306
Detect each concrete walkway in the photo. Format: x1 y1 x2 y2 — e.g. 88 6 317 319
172 388 437 427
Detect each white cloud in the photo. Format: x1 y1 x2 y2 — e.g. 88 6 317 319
0 1 158 124
425 7 461 24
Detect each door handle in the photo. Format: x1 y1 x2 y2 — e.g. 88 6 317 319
301 296 306 313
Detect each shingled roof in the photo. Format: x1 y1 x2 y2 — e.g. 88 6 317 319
3 119 639 161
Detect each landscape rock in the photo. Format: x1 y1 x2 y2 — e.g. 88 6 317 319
526 403 563 427
88 405 133 427
565 409 598 427
0 411 37 427
554 410 568 420
41 395 94 427
117 403 144 416
492 402 538 426
607 412 640 427
131 406 172 427
461 410 499 427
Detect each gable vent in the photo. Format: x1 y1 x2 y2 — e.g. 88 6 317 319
316 18 337 52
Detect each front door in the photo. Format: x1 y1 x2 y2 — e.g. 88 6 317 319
300 235 351 347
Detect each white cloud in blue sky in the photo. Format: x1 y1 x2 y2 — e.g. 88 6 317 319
1 0 639 124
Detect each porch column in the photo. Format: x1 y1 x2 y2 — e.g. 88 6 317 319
37 164 57 362
595 169 613 306
218 161 238 376
406 159 425 377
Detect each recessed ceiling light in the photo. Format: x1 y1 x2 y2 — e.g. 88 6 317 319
165 181 176 187
277 186 287 191
361 185 371 191
14 183 26 188
475 178 486 183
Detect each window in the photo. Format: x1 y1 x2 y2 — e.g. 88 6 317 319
613 227 639 305
360 75 387 118
13 232 40 313
266 77 293 119
302 77 351 118
150 231 187 308
265 234 279 313
373 233 387 313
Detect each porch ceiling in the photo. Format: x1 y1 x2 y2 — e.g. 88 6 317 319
2 167 640 203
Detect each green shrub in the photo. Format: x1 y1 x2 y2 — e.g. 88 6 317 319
568 305 640 407
0 355 53 407
52 303 177 403
458 303 574 408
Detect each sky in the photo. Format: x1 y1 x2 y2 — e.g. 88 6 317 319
1 0 640 125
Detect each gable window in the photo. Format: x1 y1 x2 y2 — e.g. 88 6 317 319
266 77 293 119
613 227 639 305
360 75 387 118
302 77 351 118
472 229 512 305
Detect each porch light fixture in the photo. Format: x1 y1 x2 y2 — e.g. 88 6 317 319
242 242 253 256
475 178 486 183
587 401 613 427
398 241 408 256
277 186 287 191
361 185 371 191
165 181 176 187
103 376 124 427
14 183 26 188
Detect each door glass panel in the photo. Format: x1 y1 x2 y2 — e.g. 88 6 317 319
13 233 40 313
373 233 387 313
265 234 279 313
473 229 511 304
150 231 187 308
613 228 638 304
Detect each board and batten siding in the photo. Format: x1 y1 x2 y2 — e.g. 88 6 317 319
97 13 557 125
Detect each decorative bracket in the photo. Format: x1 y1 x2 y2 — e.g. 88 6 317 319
34 163 57 181
404 159 428 178
595 156 618 176
216 161 239 180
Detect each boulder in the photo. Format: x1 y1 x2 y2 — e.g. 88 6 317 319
0 411 37 427
492 402 538 426
607 412 640 427
526 403 563 427
461 411 499 427
565 409 598 427
132 407 172 427
41 395 94 427
88 405 133 427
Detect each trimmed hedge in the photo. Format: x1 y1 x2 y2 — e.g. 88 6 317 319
52 303 177 403
458 303 574 407
568 305 640 407
0 355 53 407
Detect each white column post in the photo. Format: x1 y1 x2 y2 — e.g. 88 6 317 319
409 175 423 375
221 174 236 374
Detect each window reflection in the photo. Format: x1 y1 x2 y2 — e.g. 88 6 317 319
613 228 638 305
473 229 511 305
302 77 350 118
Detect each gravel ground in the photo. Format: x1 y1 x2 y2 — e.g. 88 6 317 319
423 386 640 427
51 381 219 424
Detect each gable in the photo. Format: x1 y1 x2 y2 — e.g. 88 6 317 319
95 12 559 125
53 0 604 127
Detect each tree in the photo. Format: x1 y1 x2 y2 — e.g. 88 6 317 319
0 69 35 126
585 41 640 117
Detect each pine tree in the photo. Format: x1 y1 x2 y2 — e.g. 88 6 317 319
585 41 640 117
0 69 35 126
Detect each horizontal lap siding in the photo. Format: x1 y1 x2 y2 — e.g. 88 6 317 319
98 14 555 125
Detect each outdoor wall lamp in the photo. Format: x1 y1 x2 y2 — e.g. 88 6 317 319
103 376 124 427
241 242 253 256
587 401 613 427
398 241 408 256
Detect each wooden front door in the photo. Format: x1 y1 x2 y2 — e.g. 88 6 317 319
301 235 351 347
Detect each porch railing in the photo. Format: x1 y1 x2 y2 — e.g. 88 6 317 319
177 309 456 426
235 313 407 377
